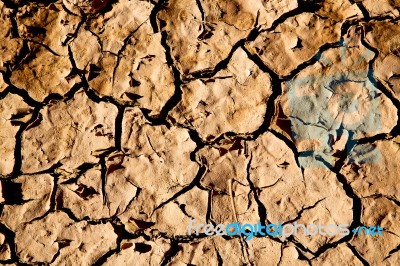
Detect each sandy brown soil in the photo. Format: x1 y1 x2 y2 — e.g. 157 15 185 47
0 0 399 265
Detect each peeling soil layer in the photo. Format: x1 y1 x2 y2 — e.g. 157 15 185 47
0 0 399 265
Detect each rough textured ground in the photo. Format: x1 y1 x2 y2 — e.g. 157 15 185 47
0 0 399 265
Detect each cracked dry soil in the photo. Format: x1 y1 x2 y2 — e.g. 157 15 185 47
0 0 400 265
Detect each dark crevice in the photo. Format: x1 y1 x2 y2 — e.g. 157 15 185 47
7 85 42 107
25 174 59 224
296 247 312 265
205 190 213 225
149 0 167 33
266 0 324 32
282 198 326 225
160 240 182 266
215 246 223 266
269 129 302 169
114 105 126 150
356 133 391 145
26 39 61 56
92 246 119 266
146 30 183 124
347 243 370 266
187 128 207 161
152 165 207 213
22 161 63 176
9 9 19 38
362 193 400 207
0 223 17 264
277 245 284 266
175 202 194 219
61 1 80 16
92 219 136 266
11 105 42 177
100 156 109 207
242 45 282 139
186 26 261 81
11 39 30 70
0 0 18 9
62 15 87 46
384 244 400 261
195 0 205 30
0 181 24 205
281 41 341 80
286 237 317 256
61 162 97 184
245 155 267 226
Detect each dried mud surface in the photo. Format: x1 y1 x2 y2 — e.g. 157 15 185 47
0 0 399 265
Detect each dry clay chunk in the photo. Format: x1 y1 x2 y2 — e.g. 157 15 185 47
249 133 352 251
81 20 175 115
88 0 152 54
16 2 80 55
103 237 170 265
10 44 75 102
170 237 245 265
171 48 272 140
0 1 22 66
69 29 102 70
277 246 309 266
247 132 301 189
15 211 117 265
365 21 400 100
115 107 198 219
0 174 53 231
246 0 362 77
197 142 249 192
312 244 363 265
362 0 400 17
341 140 400 199
246 237 282 265
0 93 32 176
22 89 117 173
57 166 137 220
0 232 12 261
0 72 7 93
196 140 257 227
158 0 297 74
172 237 281 265
209 183 259 226
349 197 400 265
